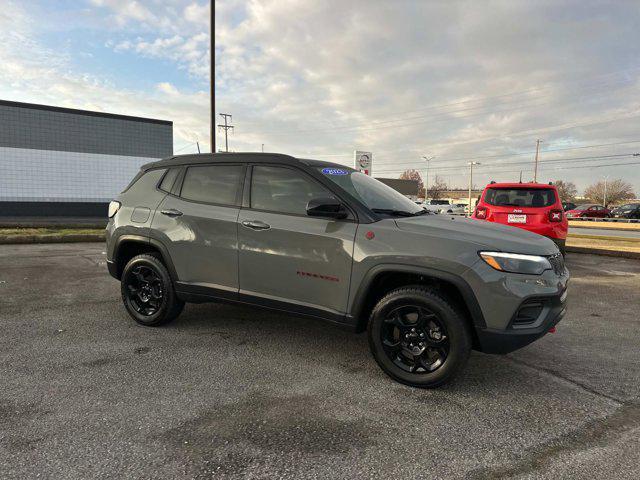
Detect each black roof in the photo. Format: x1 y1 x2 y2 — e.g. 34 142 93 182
0 99 172 126
141 153 352 171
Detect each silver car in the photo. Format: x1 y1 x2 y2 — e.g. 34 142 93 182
106 153 569 388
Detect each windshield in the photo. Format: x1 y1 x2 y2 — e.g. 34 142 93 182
318 168 424 214
616 204 638 210
484 188 556 207
574 204 592 210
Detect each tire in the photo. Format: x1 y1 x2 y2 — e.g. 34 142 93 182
120 253 184 326
367 285 472 388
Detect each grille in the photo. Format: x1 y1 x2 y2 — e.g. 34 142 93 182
547 253 565 275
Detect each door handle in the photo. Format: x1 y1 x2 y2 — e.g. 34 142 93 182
160 209 183 217
242 220 271 230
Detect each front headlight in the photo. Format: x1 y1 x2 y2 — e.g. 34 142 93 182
479 251 551 275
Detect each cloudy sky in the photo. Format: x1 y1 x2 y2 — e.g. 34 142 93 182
2 0 640 194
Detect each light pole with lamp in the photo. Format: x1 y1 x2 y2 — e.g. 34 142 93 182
422 156 435 201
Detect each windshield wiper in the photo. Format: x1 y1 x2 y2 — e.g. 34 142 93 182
372 208 430 217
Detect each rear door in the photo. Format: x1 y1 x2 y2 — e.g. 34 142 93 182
151 163 245 294
237 165 357 317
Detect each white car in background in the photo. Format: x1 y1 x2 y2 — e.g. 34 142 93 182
439 203 467 215
422 199 451 213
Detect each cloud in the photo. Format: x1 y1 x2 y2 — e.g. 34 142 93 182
0 1 210 151
3 0 640 192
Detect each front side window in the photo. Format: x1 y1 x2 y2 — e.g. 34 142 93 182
484 188 556 208
318 168 424 214
251 166 332 215
180 165 243 206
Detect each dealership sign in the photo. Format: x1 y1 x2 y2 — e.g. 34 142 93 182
354 151 372 175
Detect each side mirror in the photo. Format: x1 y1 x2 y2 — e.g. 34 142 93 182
306 197 348 219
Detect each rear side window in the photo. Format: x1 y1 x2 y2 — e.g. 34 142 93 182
484 188 556 208
159 168 180 193
251 166 331 215
180 165 244 206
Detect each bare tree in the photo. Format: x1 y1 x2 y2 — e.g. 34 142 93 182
553 180 577 202
584 179 635 207
399 169 425 197
428 175 449 200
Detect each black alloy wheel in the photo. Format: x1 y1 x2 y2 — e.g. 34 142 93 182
368 286 471 388
120 254 184 326
381 305 450 373
124 265 164 316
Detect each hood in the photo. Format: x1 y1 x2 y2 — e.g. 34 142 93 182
395 214 559 256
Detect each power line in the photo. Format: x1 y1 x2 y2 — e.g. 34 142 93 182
374 153 639 174
297 138 640 161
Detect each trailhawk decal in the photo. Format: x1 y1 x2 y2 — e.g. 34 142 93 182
296 270 340 282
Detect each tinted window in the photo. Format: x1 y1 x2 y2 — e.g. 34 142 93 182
251 166 331 215
484 188 556 207
180 165 243 206
159 168 180 193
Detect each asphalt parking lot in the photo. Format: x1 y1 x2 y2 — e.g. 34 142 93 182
1 243 639 479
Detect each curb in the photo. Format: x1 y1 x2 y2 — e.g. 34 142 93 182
0 234 105 245
566 246 640 260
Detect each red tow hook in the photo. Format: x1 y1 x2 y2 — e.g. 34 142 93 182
548 326 556 334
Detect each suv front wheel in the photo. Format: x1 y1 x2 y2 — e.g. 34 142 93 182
121 254 184 326
367 286 471 388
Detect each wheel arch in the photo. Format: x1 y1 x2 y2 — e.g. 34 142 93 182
112 235 179 282
350 264 486 337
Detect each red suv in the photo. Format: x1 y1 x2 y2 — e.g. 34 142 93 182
472 182 568 254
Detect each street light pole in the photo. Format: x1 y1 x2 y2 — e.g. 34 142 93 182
422 156 434 200
210 1 216 153
468 162 480 216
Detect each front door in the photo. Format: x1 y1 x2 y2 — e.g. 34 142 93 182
238 165 357 317
151 164 245 294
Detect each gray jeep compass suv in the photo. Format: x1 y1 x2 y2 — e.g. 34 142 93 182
106 153 569 388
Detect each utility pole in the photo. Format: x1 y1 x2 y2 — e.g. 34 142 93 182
468 162 480 216
533 139 542 182
261 143 264 153
210 1 216 153
603 176 609 207
422 156 435 200
196 141 201 153
217 113 234 152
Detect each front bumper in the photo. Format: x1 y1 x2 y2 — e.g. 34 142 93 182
475 288 567 354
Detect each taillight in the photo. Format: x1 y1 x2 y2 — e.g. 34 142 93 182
549 209 563 222
475 207 487 219
108 201 121 218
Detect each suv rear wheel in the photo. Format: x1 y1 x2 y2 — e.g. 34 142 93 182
121 254 184 326
367 286 471 388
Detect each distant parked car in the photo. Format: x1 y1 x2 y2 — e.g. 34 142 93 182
610 203 640 219
471 182 568 254
562 202 576 211
424 199 450 213
565 204 611 219
439 203 467 215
